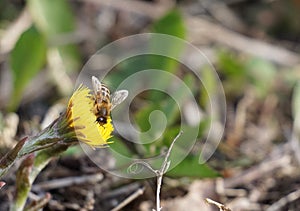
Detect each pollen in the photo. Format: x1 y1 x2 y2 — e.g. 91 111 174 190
67 85 114 148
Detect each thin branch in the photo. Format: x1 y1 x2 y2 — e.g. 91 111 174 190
187 17 300 67
24 193 51 211
32 173 103 191
127 131 183 211
111 187 145 211
205 198 232 211
81 0 174 20
223 154 291 188
128 161 157 175
100 183 141 199
155 131 183 211
266 189 300 211
160 131 183 175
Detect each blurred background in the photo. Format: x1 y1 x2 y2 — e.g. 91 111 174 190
1 0 300 210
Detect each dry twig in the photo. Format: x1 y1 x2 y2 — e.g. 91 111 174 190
127 131 183 211
224 152 291 188
111 187 145 211
154 131 183 211
266 189 300 211
100 182 141 199
32 173 103 191
187 17 300 67
205 198 232 211
24 193 51 211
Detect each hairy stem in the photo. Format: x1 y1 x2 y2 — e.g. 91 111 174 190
11 141 75 211
0 114 75 179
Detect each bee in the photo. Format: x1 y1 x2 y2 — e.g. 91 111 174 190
91 76 128 126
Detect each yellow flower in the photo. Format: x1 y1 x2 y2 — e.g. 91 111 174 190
66 85 114 148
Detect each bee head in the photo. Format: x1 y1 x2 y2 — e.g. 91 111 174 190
96 116 107 124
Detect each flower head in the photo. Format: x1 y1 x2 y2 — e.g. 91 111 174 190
66 85 114 148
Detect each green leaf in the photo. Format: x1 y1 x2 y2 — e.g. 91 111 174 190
27 0 75 36
109 137 136 171
9 25 46 111
199 65 217 108
27 0 80 72
167 155 220 178
246 58 276 98
217 50 247 97
109 137 133 158
108 10 186 97
133 74 197 155
218 50 245 77
135 103 160 132
152 9 185 39
134 74 196 131
149 9 186 100
61 145 83 156
150 9 186 66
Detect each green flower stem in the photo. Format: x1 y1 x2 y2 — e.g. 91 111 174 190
0 111 79 210
0 113 75 179
14 154 34 211
11 139 77 211
0 125 59 178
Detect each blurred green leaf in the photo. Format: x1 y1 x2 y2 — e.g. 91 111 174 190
109 136 133 158
167 155 219 178
134 74 196 154
199 65 217 108
107 125 213 178
217 50 247 97
292 82 300 131
27 0 75 35
246 58 276 98
61 145 83 156
162 122 208 148
152 9 185 39
109 137 136 171
160 122 218 178
218 50 245 77
218 50 277 99
107 55 154 89
9 25 46 111
108 9 186 98
149 9 186 100
135 74 196 128
134 102 168 155
27 0 80 72
135 103 161 133
121 124 214 178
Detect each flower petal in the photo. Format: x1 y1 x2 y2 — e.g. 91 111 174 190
68 85 114 148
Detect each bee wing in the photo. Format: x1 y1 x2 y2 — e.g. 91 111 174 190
92 76 102 95
111 90 128 110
